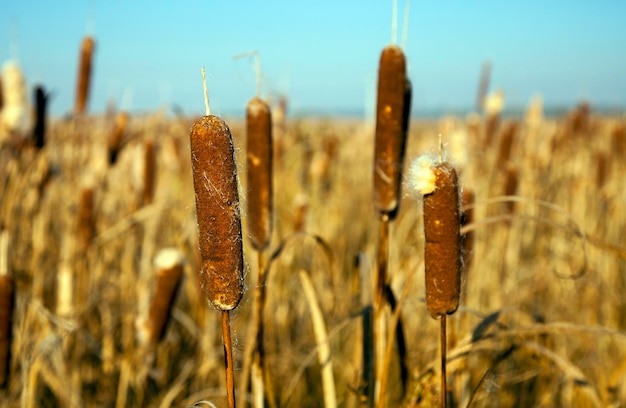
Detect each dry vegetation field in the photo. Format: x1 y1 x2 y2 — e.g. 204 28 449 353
0 101 625 407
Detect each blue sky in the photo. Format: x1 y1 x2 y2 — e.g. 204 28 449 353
1 1 625 117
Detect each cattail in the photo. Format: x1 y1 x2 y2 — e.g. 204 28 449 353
373 44 408 217
190 115 244 311
409 156 461 318
75 36 95 115
107 112 128 165
611 122 625 156
138 248 185 346
78 187 95 251
143 139 156 206
32 85 48 149
0 229 13 388
595 151 609 191
503 165 519 214
246 97 273 251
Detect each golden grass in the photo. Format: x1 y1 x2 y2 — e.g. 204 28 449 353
0 108 624 407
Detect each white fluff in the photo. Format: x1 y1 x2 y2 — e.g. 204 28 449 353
408 155 438 196
0 61 32 139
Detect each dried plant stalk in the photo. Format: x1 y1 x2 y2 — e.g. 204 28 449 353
75 36 95 115
0 76 3 112
373 44 408 217
190 115 244 311
422 162 461 318
246 97 273 251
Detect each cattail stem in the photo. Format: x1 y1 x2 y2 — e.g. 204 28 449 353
222 311 236 408
373 213 389 405
440 315 447 408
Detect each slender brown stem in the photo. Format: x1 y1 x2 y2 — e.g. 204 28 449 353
222 311 236 408
375 214 390 310
440 315 447 408
374 213 390 406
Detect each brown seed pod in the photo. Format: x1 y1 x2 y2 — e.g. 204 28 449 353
423 162 461 318
373 44 408 217
144 249 185 345
246 97 273 251
78 187 95 251
75 36 95 115
190 115 244 311
0 274 14 387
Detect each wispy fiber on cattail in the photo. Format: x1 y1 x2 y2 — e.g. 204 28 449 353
461 188 475 272
246 97 273 251
373 44 408 218
32 85 49 149
75 36 95 115
107 112 128 165
140 248 185 346
190 115 244 311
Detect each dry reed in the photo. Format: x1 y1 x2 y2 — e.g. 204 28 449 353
33 85 48 149
108 112 129 165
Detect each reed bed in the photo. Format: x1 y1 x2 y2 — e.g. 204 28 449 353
0 105 624 407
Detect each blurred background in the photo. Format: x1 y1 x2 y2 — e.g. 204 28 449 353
1 0 625 118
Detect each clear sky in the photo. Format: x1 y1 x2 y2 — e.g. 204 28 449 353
1 1 625 117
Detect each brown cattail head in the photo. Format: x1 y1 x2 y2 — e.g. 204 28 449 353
75 36 95 115
410 157 461 318
0 274 13 388
143 139 157 206
78 187 95 251
246 97 273 251
107 112 129 165
140 248 186 346
373 44 408 217
190 115 244 311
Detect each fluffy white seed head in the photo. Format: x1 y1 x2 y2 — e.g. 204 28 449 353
154 248 186 271
1 61 31 137
408 155 438 196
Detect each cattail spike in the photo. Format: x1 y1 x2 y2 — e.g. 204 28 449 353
373 45 408 218
75 36 95 115
410 157 461 318
246 97 273 250
190 115 244 311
